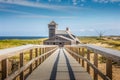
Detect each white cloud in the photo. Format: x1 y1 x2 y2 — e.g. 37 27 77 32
80 4 84 6
81 0 86 2
0 0 90 15
88 29 95 32
0 0 59 10
0 8 33 14
18 15 77 19
0 0 87 11
79 29 95 32
48 0 51 2
79 29 86 32
0 7 77 19
93 0 120 3
73 0 77 5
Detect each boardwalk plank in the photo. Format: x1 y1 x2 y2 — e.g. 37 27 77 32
26 48 92 80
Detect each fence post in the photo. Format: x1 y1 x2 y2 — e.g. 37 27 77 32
106 59 112 80
20 53 24 80
78 48 81 63
94 53 98 80
87 50 90 73
2 59 8 80
82 48 85 67
35 48 38 68
39 48 41 65
29 49 33 74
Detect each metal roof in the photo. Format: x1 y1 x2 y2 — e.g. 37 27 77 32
56 30 68 34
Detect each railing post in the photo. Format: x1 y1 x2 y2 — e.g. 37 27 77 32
82 48 85 67
29 49 33 74
35 48 38 68
2 59 8 80
42 48 44 62
39 48 41 65
20 52 24 80
78 48 81 63
106 59 112 80
94 53 98 80
87 50 90 73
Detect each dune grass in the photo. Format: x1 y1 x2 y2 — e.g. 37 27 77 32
78 36 120 50
0 38 47 49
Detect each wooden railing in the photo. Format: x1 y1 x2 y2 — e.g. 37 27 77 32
65 44 120 80
0 44 58 80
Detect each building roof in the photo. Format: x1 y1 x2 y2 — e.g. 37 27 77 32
44 35 73 42
56 30 80 42
49 21 57 25
56 30 67 35
57 35 73 41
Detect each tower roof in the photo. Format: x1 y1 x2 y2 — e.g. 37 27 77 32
49 21 57 25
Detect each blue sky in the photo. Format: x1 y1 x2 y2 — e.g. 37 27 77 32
0 0 120 36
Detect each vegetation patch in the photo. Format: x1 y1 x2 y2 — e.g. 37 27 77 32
0 38 47 49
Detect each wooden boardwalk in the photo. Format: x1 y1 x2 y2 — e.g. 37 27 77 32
1 44 120 80
26 48 92 80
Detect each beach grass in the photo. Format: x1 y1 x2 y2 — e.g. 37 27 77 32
78 36 120 50
0 38 47 49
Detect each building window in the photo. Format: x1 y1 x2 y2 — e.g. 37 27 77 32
53 42 55 45
56 38 58 40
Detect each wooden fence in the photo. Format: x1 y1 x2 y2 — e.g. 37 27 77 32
65 44 120 80
0 44 58 80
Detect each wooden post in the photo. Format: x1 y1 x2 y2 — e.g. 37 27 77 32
106 59 112 80
82 48 85 67
42 47 44 54
2 59 8 80
29 49 33 74
78 48 81 63
87 50 90 73
20 53 24 80
39 48 41 55
41 48 42 54
94 53 98 80
35 48 38 68
38 48 41 65
44 47 46 59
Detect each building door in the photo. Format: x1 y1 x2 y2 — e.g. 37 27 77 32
53 42 55 45
59 42 63 47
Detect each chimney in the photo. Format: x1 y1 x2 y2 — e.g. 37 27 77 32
66 27 69 31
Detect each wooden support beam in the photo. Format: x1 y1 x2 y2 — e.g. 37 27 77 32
94 53 98 80
2 59 8 80
38 48 41 65
29 49 33 74
39 48 41 55
20 53 24 80
87 50 90 73
106 58 112 80
35 48 38 68
82 48 85 67
78 48 81 64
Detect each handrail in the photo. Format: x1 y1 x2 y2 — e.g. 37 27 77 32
66 44 120 63
86 44 120 63
65 44 120 80
65 48 110 80
5 47 58 80
0 44 57 61
0 44 58 80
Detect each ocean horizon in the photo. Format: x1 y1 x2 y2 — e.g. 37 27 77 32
0 36 47 40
